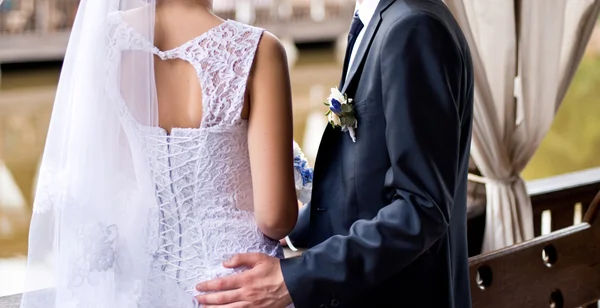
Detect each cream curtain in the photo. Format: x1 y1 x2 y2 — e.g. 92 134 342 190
444 0 600 252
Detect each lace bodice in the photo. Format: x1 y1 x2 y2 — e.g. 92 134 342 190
105 12 283 304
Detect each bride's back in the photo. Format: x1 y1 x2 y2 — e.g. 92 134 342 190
106 1 298 302
152 2 246 133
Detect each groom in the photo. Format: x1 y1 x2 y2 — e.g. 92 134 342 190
196 0 474 307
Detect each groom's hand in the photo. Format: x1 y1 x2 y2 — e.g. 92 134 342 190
195 253 292 308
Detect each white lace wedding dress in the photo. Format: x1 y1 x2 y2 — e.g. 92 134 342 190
104 13 286 307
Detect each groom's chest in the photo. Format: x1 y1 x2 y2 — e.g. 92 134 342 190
319 45 388 171
344 45 385 128
342 25 388 103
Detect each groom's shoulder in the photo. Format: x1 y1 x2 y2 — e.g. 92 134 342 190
381 0 465 46
384 0 457 27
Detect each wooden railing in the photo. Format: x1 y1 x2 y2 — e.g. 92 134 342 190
468 167 600 307
470 186 600 308
467 167 600 256
527 167 600 236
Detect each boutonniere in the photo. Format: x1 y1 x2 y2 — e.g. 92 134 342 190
324 88 358 142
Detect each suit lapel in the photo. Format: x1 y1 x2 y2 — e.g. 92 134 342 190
341 0 395 94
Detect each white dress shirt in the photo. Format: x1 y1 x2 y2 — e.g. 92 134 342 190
346 0 380 80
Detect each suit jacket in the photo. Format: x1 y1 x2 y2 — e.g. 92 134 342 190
281 0 474 307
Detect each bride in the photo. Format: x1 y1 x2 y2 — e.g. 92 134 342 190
20 0 309 307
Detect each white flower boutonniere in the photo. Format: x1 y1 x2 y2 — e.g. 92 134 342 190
324 87 358 142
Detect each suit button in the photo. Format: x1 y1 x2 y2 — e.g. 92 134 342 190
331 299 340 307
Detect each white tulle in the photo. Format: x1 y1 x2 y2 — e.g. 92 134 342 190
20 1 290 308
21 1 160 307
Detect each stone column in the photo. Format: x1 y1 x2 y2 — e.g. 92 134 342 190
310 0 325 22
34 0 50 33
235 0 255 25
269 0 282 21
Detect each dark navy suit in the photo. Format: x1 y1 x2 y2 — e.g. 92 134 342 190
281 0 474 307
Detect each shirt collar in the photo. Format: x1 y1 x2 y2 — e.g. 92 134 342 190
355 0 380 27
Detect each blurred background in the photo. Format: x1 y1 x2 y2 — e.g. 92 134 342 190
0 0 599 299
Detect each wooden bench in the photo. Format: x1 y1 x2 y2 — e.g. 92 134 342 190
469 190 600 308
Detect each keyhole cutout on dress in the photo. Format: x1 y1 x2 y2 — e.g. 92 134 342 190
117 15 252 134
154 57 204 134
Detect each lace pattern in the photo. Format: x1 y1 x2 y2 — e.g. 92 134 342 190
68 223 119 288
103 12 284 303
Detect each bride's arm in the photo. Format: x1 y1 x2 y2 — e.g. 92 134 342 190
246 32 298 240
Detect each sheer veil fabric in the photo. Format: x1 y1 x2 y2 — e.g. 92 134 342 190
19 1 188 307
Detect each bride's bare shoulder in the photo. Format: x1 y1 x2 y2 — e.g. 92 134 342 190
255 31 288 67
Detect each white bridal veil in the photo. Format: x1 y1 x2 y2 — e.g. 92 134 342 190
19 0 188 307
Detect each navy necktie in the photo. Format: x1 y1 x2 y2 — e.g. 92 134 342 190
340 12 365 88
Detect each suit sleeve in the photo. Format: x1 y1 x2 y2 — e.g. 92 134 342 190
280 13 464 307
